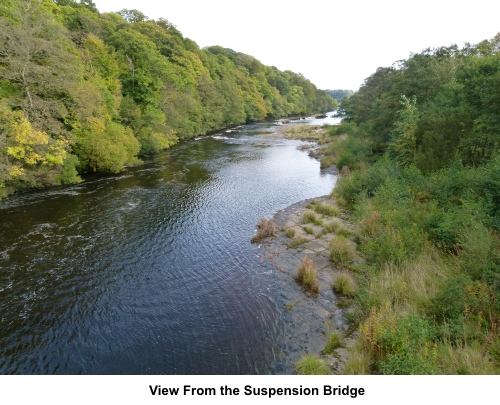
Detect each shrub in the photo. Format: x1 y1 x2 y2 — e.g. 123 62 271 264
330 236 354 266
333 272 358 297
360 305 438 374
295 256 319 294
285 228 296 238
295 355 329 375
250 218 277 242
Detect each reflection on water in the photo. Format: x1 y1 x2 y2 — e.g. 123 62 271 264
0 120 336 374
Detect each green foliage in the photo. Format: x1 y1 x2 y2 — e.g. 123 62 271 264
388 95 419 166
362 307 438 374
336 35 500 374
324 89 354 102
323 332 343 354
75 119 141 173
0 0 333 197
302 209 323 226
303 226 314 235
57 154 82 184
308 199 340 217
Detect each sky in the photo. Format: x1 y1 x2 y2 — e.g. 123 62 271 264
92 0 499 91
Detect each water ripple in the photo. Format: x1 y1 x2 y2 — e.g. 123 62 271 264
0 121 336 374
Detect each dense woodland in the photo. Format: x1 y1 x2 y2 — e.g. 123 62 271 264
0 0 335 198
323 34 500 374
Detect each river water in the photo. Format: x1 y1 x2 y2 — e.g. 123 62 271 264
0 114 339 374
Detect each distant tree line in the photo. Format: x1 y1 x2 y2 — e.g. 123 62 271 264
0 0 336 197
324 89 354 102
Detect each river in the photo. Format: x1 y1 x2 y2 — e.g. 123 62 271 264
0 114 340 374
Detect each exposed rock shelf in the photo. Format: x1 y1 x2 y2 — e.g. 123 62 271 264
257 196 360 374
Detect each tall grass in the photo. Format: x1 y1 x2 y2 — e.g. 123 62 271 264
330 236 355 267
250 218 277 242
295 256 319 294
295 355 329 375
303 210 323 226
333 271 358 297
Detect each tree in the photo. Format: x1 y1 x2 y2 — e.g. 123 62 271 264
118 9 148 24
389 95 419 167
0 0 82 135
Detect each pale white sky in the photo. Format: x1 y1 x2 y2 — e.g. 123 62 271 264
93 0 499 91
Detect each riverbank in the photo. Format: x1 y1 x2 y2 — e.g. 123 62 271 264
255 195 361 374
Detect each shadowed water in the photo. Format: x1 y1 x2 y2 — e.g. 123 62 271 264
0 119 336 374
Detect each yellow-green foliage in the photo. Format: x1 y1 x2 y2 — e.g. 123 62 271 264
76 118 141 173
303 226 314 235
308 199 340 217
303 209 323 226
359 303 438 374
285 228 296 238
0 0 335 197
330 236 354 266
295 256 319 294
295 355 329 375
323 332 343 354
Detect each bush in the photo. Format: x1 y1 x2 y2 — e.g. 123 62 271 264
360 305 438 374
295 355 329 375
285 228 296 238
430 275 496 345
